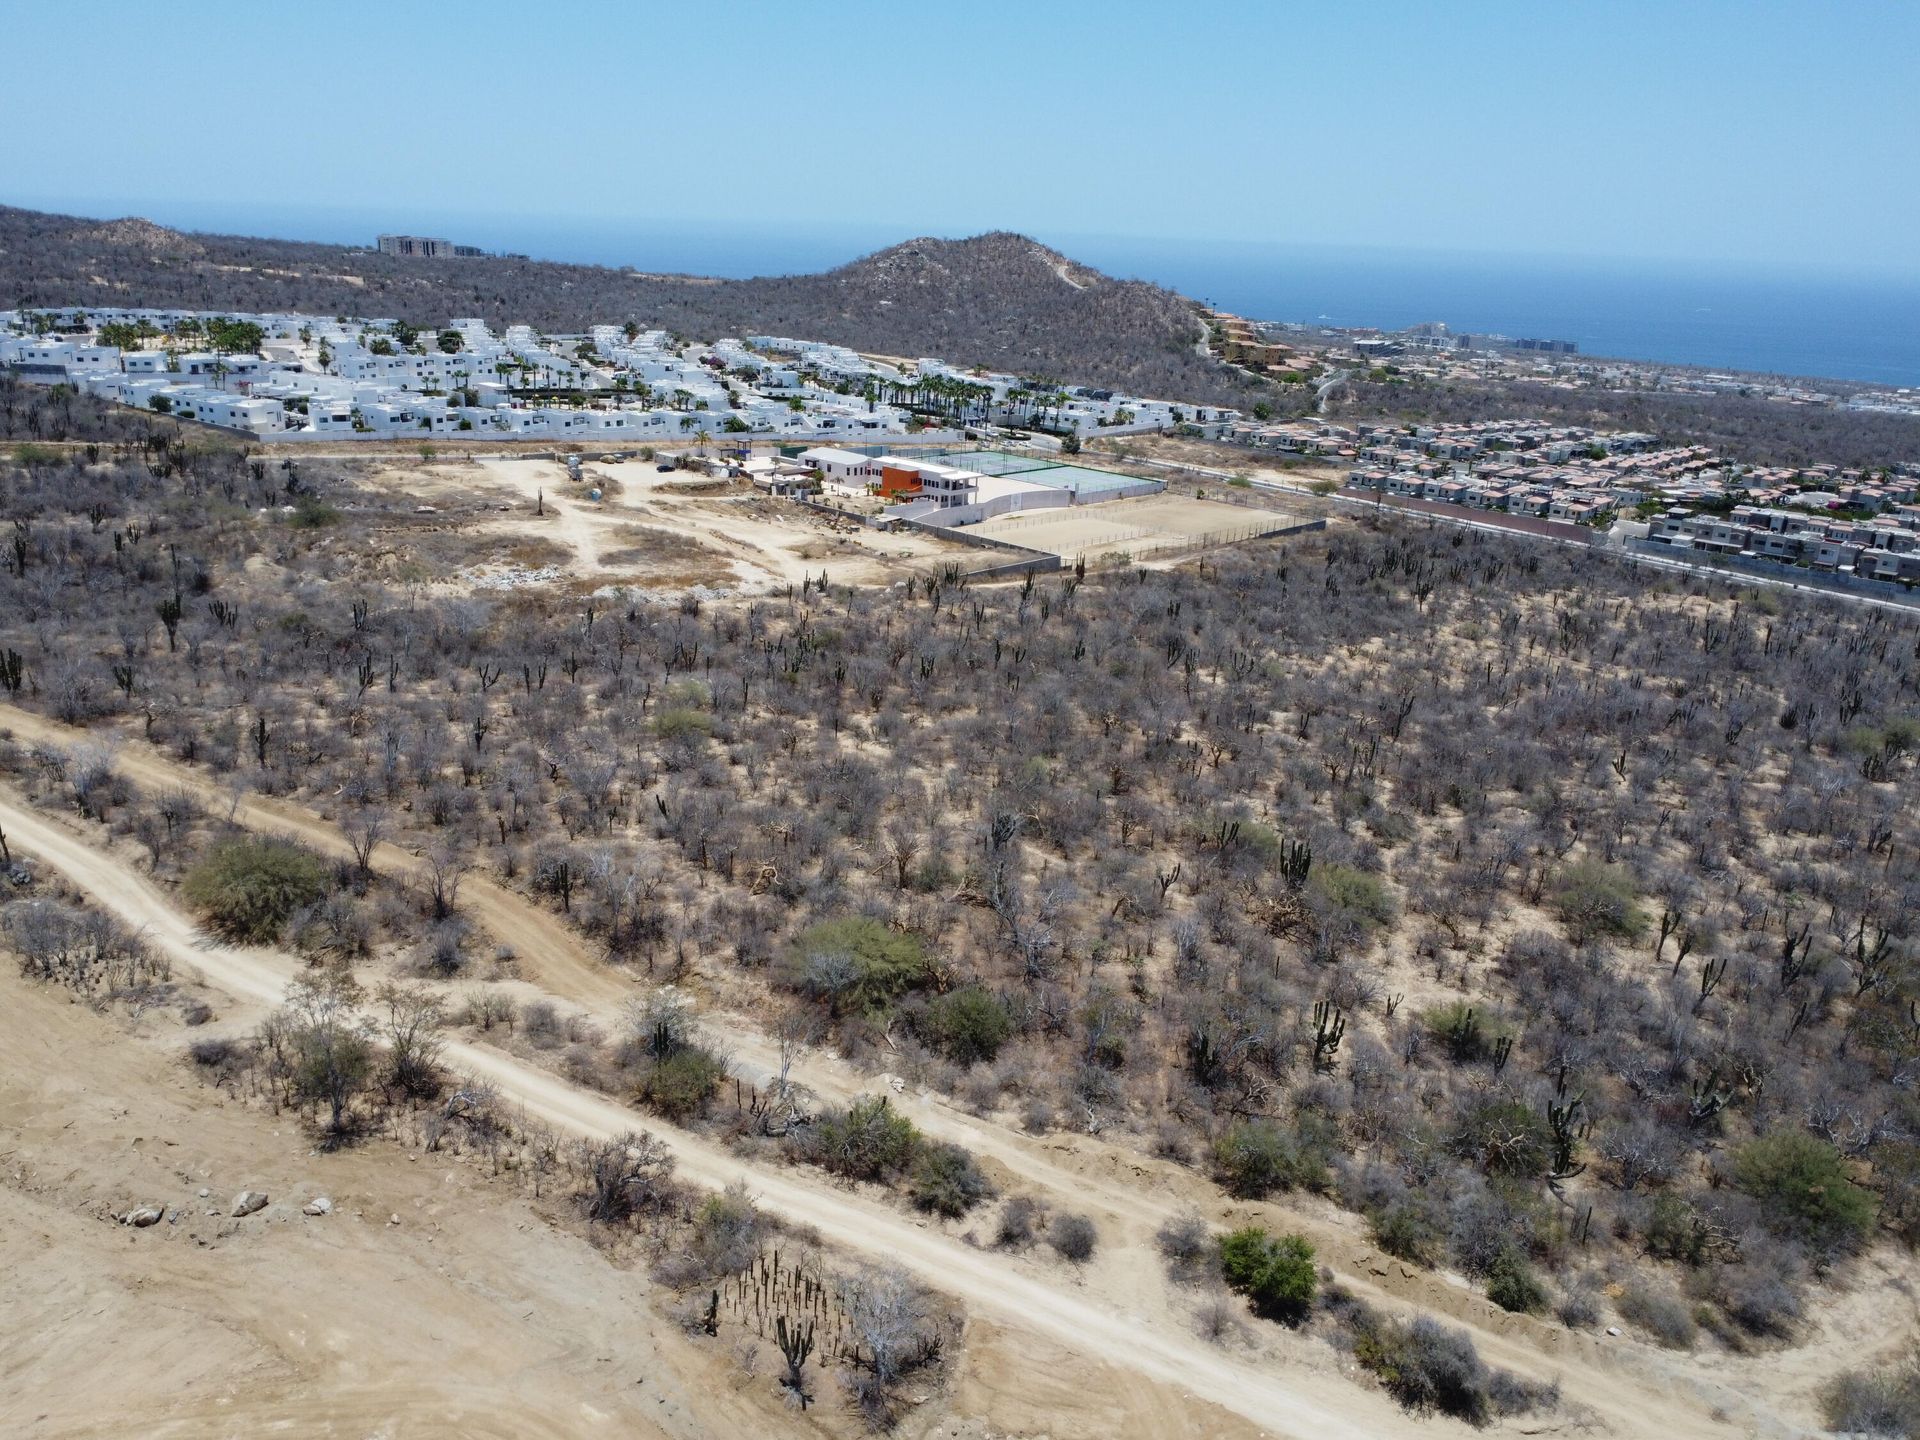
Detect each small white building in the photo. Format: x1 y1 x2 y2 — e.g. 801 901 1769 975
795 446 882 484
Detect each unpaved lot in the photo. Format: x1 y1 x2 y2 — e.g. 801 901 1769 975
462 457 960 591
972 494 1307 563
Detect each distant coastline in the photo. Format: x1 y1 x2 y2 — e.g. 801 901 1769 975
1060 235 1920 392
12 197 1920 390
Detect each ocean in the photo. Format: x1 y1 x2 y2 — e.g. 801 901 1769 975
1053 235 1920 390
31 198 1920 389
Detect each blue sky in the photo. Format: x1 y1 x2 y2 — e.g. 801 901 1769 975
5 0 1916 276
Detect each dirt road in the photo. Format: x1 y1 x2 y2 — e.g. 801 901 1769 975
0 706 1832 1435
0 701 634 1011
0 786 1401 1440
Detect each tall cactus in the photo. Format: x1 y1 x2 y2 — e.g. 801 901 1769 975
1547 1082 1586 1182
1689 1065 1732 1128
1279 837 1313 891
774 1314 815 1407
1312 999 1346 1073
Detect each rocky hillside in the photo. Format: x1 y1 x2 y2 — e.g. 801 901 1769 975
0 206 1258 407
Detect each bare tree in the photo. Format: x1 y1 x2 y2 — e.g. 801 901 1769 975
377 981 446 1097
422 843 465 923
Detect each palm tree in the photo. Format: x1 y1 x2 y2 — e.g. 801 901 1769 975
694 426 712 455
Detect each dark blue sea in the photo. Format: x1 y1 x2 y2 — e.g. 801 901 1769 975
33 198 1920 388
1060 234 1920 390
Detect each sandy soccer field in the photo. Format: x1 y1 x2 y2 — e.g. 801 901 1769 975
970 495 1307 563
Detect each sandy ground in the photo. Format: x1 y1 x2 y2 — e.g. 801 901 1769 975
0 701 1894 1438
971 495 1307 564
446 458 958 591
0 961 765 1440
0 787 1361 1440
1086 432 1350 490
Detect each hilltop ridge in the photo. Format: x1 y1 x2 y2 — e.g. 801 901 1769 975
0 205 1254 405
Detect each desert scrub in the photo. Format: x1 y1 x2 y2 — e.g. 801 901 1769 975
1731 1130 1876 1252
1047 1212 1098 1263
1211 1116 1334 1198
1550 859 1648 943
1615 1281 1696 1349
1823 1346 1920 1437
1339 1300 1557 1423
184 836 330 943
1218 1226 1316 1324
909 984 1014 1064
787 915 932 1018
909 1142 995 1217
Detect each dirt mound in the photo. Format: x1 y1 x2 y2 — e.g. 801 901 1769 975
77 216 206 258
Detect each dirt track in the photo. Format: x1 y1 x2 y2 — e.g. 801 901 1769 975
0 787 1385 1440
0 702 1861 1437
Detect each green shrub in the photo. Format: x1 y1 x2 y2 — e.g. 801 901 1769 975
652 707 711 741
1311 862 1397 930
1643 1192 1718 1265
183 836 330 943
788 916 932 1018
1218 815 1282 866
805 1095 921 1182
635 1046 725 1120
1368 1199 1442 1266
909 856 960 893
287 494 342 529
1211 1117 1333 1198
910 1142 994 1217
1550 859 1647 942
1218 1226 1317 1323
1485 1249 1548 1314
915 985 1014 1064
1732 1131 1877 1251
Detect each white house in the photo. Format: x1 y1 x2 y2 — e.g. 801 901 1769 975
795 446 882 484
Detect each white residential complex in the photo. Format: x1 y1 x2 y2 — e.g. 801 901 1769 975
0 305 1238 446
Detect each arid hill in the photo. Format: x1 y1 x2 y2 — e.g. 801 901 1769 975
0 205 1259 407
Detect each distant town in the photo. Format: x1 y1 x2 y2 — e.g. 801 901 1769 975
5 300 1920 598
0 304 1237 447
1211 312 1920 417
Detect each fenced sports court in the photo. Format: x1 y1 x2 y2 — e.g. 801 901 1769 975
918 449 1159 500
971 495 1319 562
